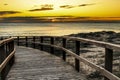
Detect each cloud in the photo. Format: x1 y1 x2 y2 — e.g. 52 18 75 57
0 11 21 15
60 5 75 9
60 3 95 9
0 16 120 23
29 4 53 12
29 7 53 11
0 16 53 23
4 4 8 5
78 3 95 7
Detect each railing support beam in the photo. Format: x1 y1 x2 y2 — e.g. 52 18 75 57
75 41 80 72
17 36 19 46
33 36 35 48
40 36 43 50
104 48 113 80
62 38 66 61
25 36 28 47
0 39 15 80
0 45 6 66
50 37 54 54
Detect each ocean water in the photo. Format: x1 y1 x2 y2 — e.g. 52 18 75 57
0 23 120 36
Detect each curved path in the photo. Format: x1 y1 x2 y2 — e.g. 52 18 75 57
6 46 86 80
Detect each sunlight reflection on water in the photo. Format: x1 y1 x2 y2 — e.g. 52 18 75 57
0 23 120 36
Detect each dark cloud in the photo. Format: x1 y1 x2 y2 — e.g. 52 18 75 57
0 11 21 15
4 4 8 5
60 5 75 9
78 3 95 7
0 16 119 23
0 16 53 23
29 7 53 11
60 3 95 9
29 4 53 12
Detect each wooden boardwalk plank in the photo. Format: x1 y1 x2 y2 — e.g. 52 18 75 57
6 46 86 80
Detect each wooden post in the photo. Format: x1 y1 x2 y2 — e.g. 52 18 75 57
5 43 8 56
50 37 54 54
0 45 6 80
25 36 28 47
5 42 10 76
0 37 3 40
0 45 6 65
8 40 11 52
119 56 120 72
40 36 43 50
5 40 14 77
62 38 66 61
9 40 15 66
75 41 80 72
0 39 15 80
0 73 1 80
104 48 113 80
33 36 35 48
17 36 19 46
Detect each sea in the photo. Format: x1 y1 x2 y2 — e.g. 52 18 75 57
0 22 120 36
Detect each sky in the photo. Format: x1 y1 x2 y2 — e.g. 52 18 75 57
0 0 120 22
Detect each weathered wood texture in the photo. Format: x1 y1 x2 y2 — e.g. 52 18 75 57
32 42 120 80
62 38 66 61
62 36 120 51
75 41 80 72
6 46 87 80
15 36 120 80
0 38 15 80
50 37 54 54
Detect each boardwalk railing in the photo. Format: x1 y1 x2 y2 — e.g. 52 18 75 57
0 38 15 80
15 36 120 80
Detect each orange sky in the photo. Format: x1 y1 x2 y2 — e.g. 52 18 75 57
0 0 120 21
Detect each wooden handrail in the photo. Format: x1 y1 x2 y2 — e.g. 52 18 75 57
0 48 15 72
0 36 119 80
15 35 120 51
14 36 120 51
16 36 120 80
62 36 120 51
0 38 15 80
0 38 14 46
18 40 120 80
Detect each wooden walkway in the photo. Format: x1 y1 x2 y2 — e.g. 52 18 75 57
6 46 86 80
